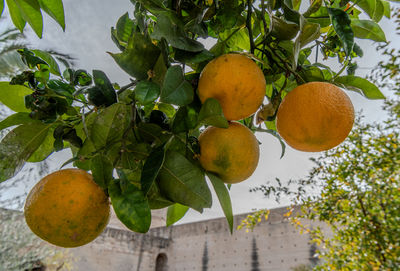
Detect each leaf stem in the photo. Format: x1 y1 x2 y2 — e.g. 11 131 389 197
333 60 349 80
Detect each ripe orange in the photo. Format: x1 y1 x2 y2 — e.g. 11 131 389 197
198 122 260 184
276 82 355 152
24 168 110 247
197 53 266 121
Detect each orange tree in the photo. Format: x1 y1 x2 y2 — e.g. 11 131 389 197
0 0 391 234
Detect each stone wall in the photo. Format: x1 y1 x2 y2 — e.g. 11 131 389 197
70 206 326 271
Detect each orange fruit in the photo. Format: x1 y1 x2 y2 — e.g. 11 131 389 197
198 53 266 121
276 82 355 152
24 168 110 247
198 122 260 184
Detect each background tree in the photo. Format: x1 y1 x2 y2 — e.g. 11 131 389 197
246 7 400 269
0 208 73 271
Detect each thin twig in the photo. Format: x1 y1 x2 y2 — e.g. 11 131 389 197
117 80 138 95
246 0 256 54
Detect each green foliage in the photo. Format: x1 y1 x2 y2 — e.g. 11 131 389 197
0 0 395 234
249 11 400 267
2 0 65 38
296 121 400 270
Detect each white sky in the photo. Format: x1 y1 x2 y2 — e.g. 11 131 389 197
1 0 399 224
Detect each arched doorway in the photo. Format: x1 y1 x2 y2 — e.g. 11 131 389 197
155 253 168 271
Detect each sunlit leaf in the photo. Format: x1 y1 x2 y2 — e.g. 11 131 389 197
0 82 32 112
38 0 65 30
6 0 26 32
166 203 189 226
31 49 61 75
0 112 34 131
14 0 43 38
335 75 385 99
351 19 386 42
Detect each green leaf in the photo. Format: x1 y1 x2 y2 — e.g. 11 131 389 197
298 21 320 48
174 49 214 65
14 0 43 38
270 16 300 41
335 76 385 99
6 0 26 32
172 106 198 134
109 180 151 233
116 12 134 43
74 69 92 86
135 0 167 14
157 103 176 119
382 0 390 18
31 49 61 75
351 19 386 42
294 18 320 69
137 123 170 146
38 0 65 30
148 182 174 209
0 0 4 17
373 0 384 22
140 145 165 196
207 173 233 233
303 0 322 17
109 32 161 80
158 151 212 212
197 98 229 128
90 103 130 150
89 70 117 107
91 154 113 189
166 203 189 227
356 0 384 22
151 13 204 52
0 123 50 182
134 81 160 105
27 125 55 162
0 112 34 131
160 66 194 106
74 138 95 170
0 82 32 112
328 8 354 57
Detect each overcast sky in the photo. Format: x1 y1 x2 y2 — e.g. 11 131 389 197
2 0 399 224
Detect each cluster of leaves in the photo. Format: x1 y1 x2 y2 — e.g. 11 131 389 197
0 0 393 234
294 121 400 270
0 208 72 271
0 0 65 38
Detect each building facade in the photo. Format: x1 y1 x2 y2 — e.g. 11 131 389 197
70 207 323 271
